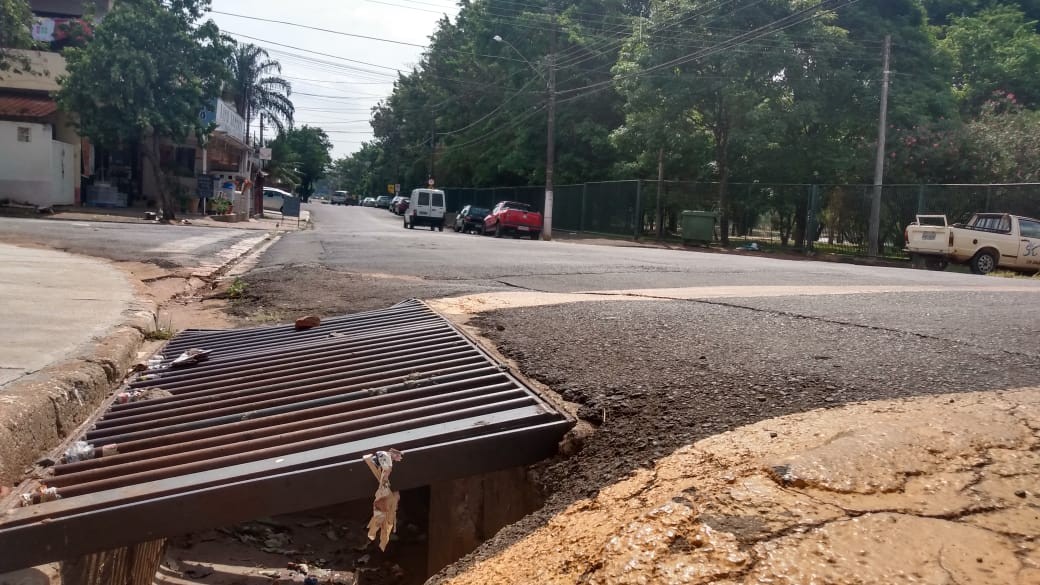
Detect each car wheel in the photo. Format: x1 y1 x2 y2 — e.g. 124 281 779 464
970 250 997 275
438 225 443 232
925 256 948 271
493 224 502 238
529 231 539 240
403 218 410 229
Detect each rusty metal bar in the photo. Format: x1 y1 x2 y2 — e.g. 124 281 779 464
58 381 521 473
84 362 499 447
0 420 570 572
108 339 472 419
0 300 573 574
86 355 490 442
126 329 459 392
51 390 535 493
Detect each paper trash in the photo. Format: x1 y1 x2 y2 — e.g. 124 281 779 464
363 448 403 551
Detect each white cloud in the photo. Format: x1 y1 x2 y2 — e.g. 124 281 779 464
209 0 459 158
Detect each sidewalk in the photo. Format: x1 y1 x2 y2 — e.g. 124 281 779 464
0 244 133 388
0 243 151 486
1 205 310 232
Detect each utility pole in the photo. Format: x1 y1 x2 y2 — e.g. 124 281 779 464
543 2 557 241
868 34 891 257
428 130 436 183
656 147 664 240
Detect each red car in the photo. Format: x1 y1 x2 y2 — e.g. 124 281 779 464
483 201 542 239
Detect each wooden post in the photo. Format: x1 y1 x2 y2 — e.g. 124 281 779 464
61 539 165 585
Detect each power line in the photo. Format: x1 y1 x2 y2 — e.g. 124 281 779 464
556 0 863 97
213 9 527 65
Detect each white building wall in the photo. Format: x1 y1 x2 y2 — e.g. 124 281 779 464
0 121 53 205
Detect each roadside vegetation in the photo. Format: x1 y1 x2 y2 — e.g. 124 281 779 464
329 0 1040 228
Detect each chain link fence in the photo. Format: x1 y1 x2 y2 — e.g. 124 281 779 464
443 182 1040 257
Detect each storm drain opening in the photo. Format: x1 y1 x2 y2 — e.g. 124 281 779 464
0 300 572 583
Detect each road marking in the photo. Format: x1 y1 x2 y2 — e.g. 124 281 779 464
144 233 236 254
430 284 1040 315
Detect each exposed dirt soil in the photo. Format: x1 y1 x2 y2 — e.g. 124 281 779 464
226 264 503 324
435 388 1040 585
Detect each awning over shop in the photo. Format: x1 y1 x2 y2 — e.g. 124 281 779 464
0 94 57 119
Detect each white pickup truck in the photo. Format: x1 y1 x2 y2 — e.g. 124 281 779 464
904 213 1040 274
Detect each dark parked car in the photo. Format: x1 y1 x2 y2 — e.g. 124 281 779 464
453 205 490 233
391 195 410 215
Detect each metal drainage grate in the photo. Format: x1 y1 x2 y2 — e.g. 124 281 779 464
0 300 573 571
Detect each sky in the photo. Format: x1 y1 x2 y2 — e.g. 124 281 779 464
207 0 462 159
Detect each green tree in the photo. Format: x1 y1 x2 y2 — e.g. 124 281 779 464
939 5 1040 112
964 92 1040 182
0 0 35 75
268 126 332 199
615 0 803 245
57 0 230 220
225 43 294 138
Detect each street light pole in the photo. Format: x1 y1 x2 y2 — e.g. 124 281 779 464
493 4 556 240
544 7 556 241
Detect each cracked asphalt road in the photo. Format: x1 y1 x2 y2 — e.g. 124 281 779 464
239 204 1040 580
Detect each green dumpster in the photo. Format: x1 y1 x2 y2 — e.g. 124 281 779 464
680 210 716 244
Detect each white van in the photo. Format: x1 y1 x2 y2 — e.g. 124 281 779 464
403 188 446 231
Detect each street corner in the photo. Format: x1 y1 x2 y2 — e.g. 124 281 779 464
438 388 1040 585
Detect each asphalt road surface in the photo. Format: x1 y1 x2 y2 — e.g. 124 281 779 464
242 203 1040 573
0 216 256 269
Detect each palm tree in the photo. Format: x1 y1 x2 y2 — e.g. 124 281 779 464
225 43 294 143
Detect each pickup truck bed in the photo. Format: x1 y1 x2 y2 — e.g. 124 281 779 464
905 213 1040 274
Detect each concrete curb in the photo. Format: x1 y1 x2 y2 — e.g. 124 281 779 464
0 300 156 487
0 233 278 487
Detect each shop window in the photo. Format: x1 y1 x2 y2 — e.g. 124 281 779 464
160 145 197 177
174 147 196 176
17 127 31 143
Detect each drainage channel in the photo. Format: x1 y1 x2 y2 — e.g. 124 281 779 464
159 467 546 584
0 300 573 582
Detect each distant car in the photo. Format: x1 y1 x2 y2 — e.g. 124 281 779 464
454 205 490 233
391 195 410 215
483 201 542 239
362 197 377 207
403 188 446 231
331 191 349 205
262 187 295 212
375 195 393 209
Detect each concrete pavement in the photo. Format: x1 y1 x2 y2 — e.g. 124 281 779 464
0 243 150 486
0 244 133 387
0 216 260 269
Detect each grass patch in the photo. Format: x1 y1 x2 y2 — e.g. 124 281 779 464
987 269 1040 279
145 314 176 341
227 277 247 299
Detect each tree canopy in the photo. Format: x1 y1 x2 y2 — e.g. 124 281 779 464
330 0 1040 204
58 0 232 219
0 0 35 75
268 126 333 198
225 43 295 136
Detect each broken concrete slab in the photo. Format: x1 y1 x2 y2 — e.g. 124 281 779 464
434 388 1040 585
